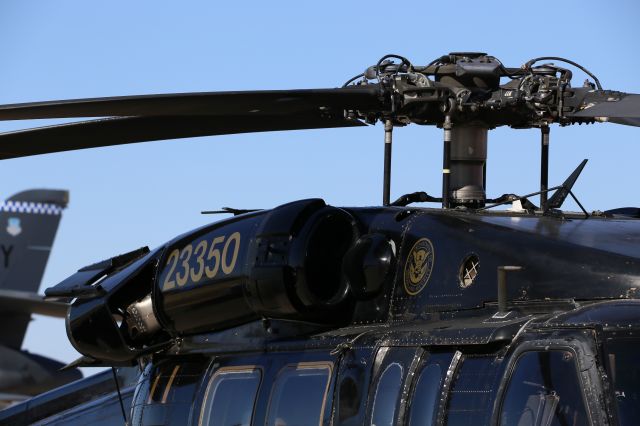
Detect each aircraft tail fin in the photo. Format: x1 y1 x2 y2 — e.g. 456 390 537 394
0 189 68 349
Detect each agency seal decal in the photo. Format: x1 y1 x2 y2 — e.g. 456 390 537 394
403 238 435 295
6 218 21 237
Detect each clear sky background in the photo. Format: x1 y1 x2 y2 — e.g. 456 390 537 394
0 1 638 376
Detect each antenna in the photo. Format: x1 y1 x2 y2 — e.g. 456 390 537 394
111 367 129 425
545 159 588 212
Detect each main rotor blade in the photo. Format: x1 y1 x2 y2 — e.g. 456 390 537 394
0 114 366 160
609 117 640 127
0 86 383 120
569 91 640 126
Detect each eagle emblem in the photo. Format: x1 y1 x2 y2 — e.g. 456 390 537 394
403 238 434 295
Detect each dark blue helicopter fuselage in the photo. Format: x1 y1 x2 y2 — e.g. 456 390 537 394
2 202 640 426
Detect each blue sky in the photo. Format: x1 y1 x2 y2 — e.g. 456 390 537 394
0 1 639 374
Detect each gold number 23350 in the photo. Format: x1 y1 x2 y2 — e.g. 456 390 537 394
162 232 241 291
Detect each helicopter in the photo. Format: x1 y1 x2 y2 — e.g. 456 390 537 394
0 52 639 425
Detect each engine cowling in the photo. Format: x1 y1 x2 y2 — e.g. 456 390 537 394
53 199 360 363
155 198 359 334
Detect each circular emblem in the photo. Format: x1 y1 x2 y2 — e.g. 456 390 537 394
403 238 435 295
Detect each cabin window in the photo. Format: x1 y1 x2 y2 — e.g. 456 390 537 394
408 361 445 425
338 376 360 422
199 367 262 426
371 363 403 426
499 350 589 426
605 338 640 426
445 355 502 425
266 363 332 426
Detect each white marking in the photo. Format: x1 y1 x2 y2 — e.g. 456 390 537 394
507 200 526 213
0 201 63 215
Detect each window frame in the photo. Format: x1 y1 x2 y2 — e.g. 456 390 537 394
265 361 333 426
439 351 505 426
491 339 598 426
435 350 463 424
333 346 375 425
405 351 456 426
198 365 263 426
602 331 640 426
370 361 404 426
365 346 422 426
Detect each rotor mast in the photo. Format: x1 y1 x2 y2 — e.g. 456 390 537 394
442 125 489 208
434 53 495 209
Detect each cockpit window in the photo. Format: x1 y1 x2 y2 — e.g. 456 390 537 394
499 351 589 426
266 363 332 426
605 338 640 426
199 367 262 426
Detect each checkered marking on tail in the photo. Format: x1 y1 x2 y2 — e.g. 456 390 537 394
0 201 64 215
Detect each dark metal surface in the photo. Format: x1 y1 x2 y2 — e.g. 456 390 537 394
571 93 640 120
0 289 67 318
0 86 383 120
0 346 82 396
42 200 640 368
545 300 640 328
0 367 137 425
7 286 640 425
0 114 366 160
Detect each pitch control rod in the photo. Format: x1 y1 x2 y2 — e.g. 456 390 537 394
383 119 393 206
540 125 550 210
442 115 452 208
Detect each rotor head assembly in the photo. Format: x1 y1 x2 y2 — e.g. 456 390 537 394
340 52 636 208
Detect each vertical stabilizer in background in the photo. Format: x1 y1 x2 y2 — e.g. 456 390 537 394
0 189 68 350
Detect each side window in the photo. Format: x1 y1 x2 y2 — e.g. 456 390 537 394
338 375 361 422
371 363 403 426
199 367 262 426
408 353 453 425
408 357 447 426
499 351 589 426
131 359 209 425
445 355 502 425
267 363 332 426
